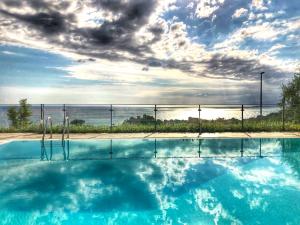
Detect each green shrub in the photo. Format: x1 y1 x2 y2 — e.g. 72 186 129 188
6 99 32 128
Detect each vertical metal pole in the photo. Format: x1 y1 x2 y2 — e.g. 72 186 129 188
154 104 157 132
198 105 202 134
63 104 66 125
42 104 45 128
67 117 70 139
40 104 43 130
110 104 113 131
40 104 43 123
241 105 244 130
50 118 53 139
41 104 45 130
282 98 285 131
43 104 45 124
42 117 47 142
61 105 65 143
260 72 264 117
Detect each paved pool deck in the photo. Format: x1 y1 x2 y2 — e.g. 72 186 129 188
0 132 299 143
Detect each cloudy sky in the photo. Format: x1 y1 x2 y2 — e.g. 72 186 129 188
0 0 299 104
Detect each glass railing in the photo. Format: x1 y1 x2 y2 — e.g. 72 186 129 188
0 104 299 132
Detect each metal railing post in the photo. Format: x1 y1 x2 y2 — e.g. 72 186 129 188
66 116 70 139
49 117 53 139
40 104 43 127
110 104 113 131
154 104 157 132
63 104 66 125
241 105 244 130
282 98 285 131
40 104 45 130
42 118 47 142
198 105 202 134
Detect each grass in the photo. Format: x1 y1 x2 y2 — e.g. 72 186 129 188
0 119 299 133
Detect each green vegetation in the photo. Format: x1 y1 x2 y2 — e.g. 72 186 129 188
70 119 85 126
6 99 32 128
281 71 300 122
0 114 299 133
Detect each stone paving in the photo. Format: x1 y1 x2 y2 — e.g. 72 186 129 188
0 132 299 144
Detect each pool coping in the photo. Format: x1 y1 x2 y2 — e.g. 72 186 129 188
0 132 300 144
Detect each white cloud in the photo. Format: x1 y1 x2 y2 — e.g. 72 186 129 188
186 2 194 9
214 18 300 50
251 0 268 11
195 0 225 19
169 4 179 11
267 44 286 54
232 8 248 19
1 50 25 56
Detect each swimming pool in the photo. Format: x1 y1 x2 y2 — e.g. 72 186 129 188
0 138 300 225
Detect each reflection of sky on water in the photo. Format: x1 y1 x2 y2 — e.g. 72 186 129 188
0 138 300 224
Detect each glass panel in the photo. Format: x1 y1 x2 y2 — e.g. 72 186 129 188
0 104 40 128
156 105 198 132
113 105 155 131
44 104 64 126
66 104 110 127
201 105 241 132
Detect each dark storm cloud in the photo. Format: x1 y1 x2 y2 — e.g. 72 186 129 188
137 53 286 84
1 0 71 11
201 54 287 83
1 0 23 7
142 58 193 72
0 0 158 54
77 0 158 55
0 9 70 34
91 0 127 12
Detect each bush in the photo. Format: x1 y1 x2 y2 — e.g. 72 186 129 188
70 119 85 126
7 99 32 128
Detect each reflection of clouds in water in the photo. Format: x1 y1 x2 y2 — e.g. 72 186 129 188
194 188 242 225
0 138 300 224
1 160 160 212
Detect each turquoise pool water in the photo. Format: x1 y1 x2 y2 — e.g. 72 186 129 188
0 138 300 225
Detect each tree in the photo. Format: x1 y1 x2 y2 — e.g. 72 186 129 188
281 70 300 122
7 107 19 127
18 99 32 127
7 99 32 128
